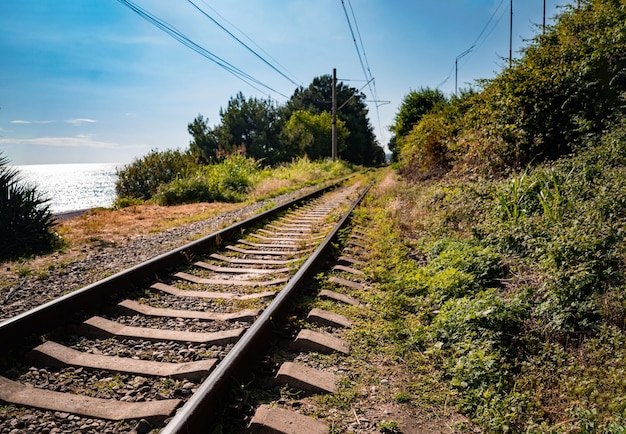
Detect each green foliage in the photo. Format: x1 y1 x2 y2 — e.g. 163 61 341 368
115 149 196 201
396 0 626 176
216 92 282 164
281 110 348 160
378 420 400 433
399 239 504 304
392 87 446 162
384 119 626 430
154 155 257 205
496 171 533 224
263 157 352 186
113 196 143 210
393 87 446 139
188 114 220 163
284 74 385 165
0 154 59 260
398 113 450 180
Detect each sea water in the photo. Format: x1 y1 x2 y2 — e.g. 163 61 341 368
13 163 120 214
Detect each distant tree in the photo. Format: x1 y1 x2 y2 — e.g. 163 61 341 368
281 110 348 160
285 75 384 166
188 114 220 163
391 87 446 162
218 92 281 164
392 87 446 139
387 135 397 159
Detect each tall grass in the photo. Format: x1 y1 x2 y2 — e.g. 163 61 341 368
115 153 354 207
155 155 257 205
0 154 58 260
251 158 352 199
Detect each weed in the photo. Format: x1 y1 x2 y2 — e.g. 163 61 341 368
497 171 532 224
15 264 31 278
378 420 400 433
394 391 412 404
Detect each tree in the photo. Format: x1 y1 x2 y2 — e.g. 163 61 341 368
285 75 384 166
281 110 348 160
392 87 446 162
188 114 220 163
218 92 281 164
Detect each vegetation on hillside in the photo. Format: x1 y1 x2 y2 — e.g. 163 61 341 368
376 0 626 431
0 154 58 260
392 0 626 179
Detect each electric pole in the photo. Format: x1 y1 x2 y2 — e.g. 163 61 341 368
332 68 337 162
509 0 513 67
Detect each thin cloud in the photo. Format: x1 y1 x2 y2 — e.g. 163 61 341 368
11 118 98 126
66 118 97 126
11 120 54 124
0 135 142 150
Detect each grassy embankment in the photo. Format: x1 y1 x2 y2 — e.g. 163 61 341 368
327 124 626 432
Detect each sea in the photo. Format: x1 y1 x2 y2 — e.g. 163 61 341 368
12 163 120 214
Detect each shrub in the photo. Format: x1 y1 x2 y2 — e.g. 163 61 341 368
0 154 58 260
115 149 196 201
154 155 257 205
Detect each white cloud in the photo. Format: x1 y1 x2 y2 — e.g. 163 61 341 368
66 118 97 126
11 120 53 124
10 118 98 126
0 135 141 150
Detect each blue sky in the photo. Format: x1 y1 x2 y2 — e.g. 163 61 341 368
0 0 570 165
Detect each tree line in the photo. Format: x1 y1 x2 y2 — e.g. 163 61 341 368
188 74 385 166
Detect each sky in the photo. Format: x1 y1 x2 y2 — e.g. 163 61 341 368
0 0 572 166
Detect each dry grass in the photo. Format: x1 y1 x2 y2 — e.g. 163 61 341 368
57 202 241 246
0 201 242 286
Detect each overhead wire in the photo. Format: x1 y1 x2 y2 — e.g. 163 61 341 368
185 0 302 89
115 0 289 98
196 0 302 87
438 0 507 89
460 0 508 69
340 0 387 145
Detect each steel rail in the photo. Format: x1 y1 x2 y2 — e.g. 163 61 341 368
161 181 372 433
0 180 345 347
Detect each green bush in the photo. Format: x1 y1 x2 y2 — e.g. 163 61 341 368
396 0 626 176
0 154 58 260
115 149 196 201
155 155 257 205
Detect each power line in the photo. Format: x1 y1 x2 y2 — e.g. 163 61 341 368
196 0 302 86
340 0 387 145
185 0 302 88
440 0 508 91
115 0 289 98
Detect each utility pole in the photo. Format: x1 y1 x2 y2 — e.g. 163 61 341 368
455 46 473 95
332 68 337 162
509 0 513 67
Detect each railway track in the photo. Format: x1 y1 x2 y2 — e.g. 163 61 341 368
0 179 371 433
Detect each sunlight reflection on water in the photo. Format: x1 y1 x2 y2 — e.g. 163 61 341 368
13 163 119 214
